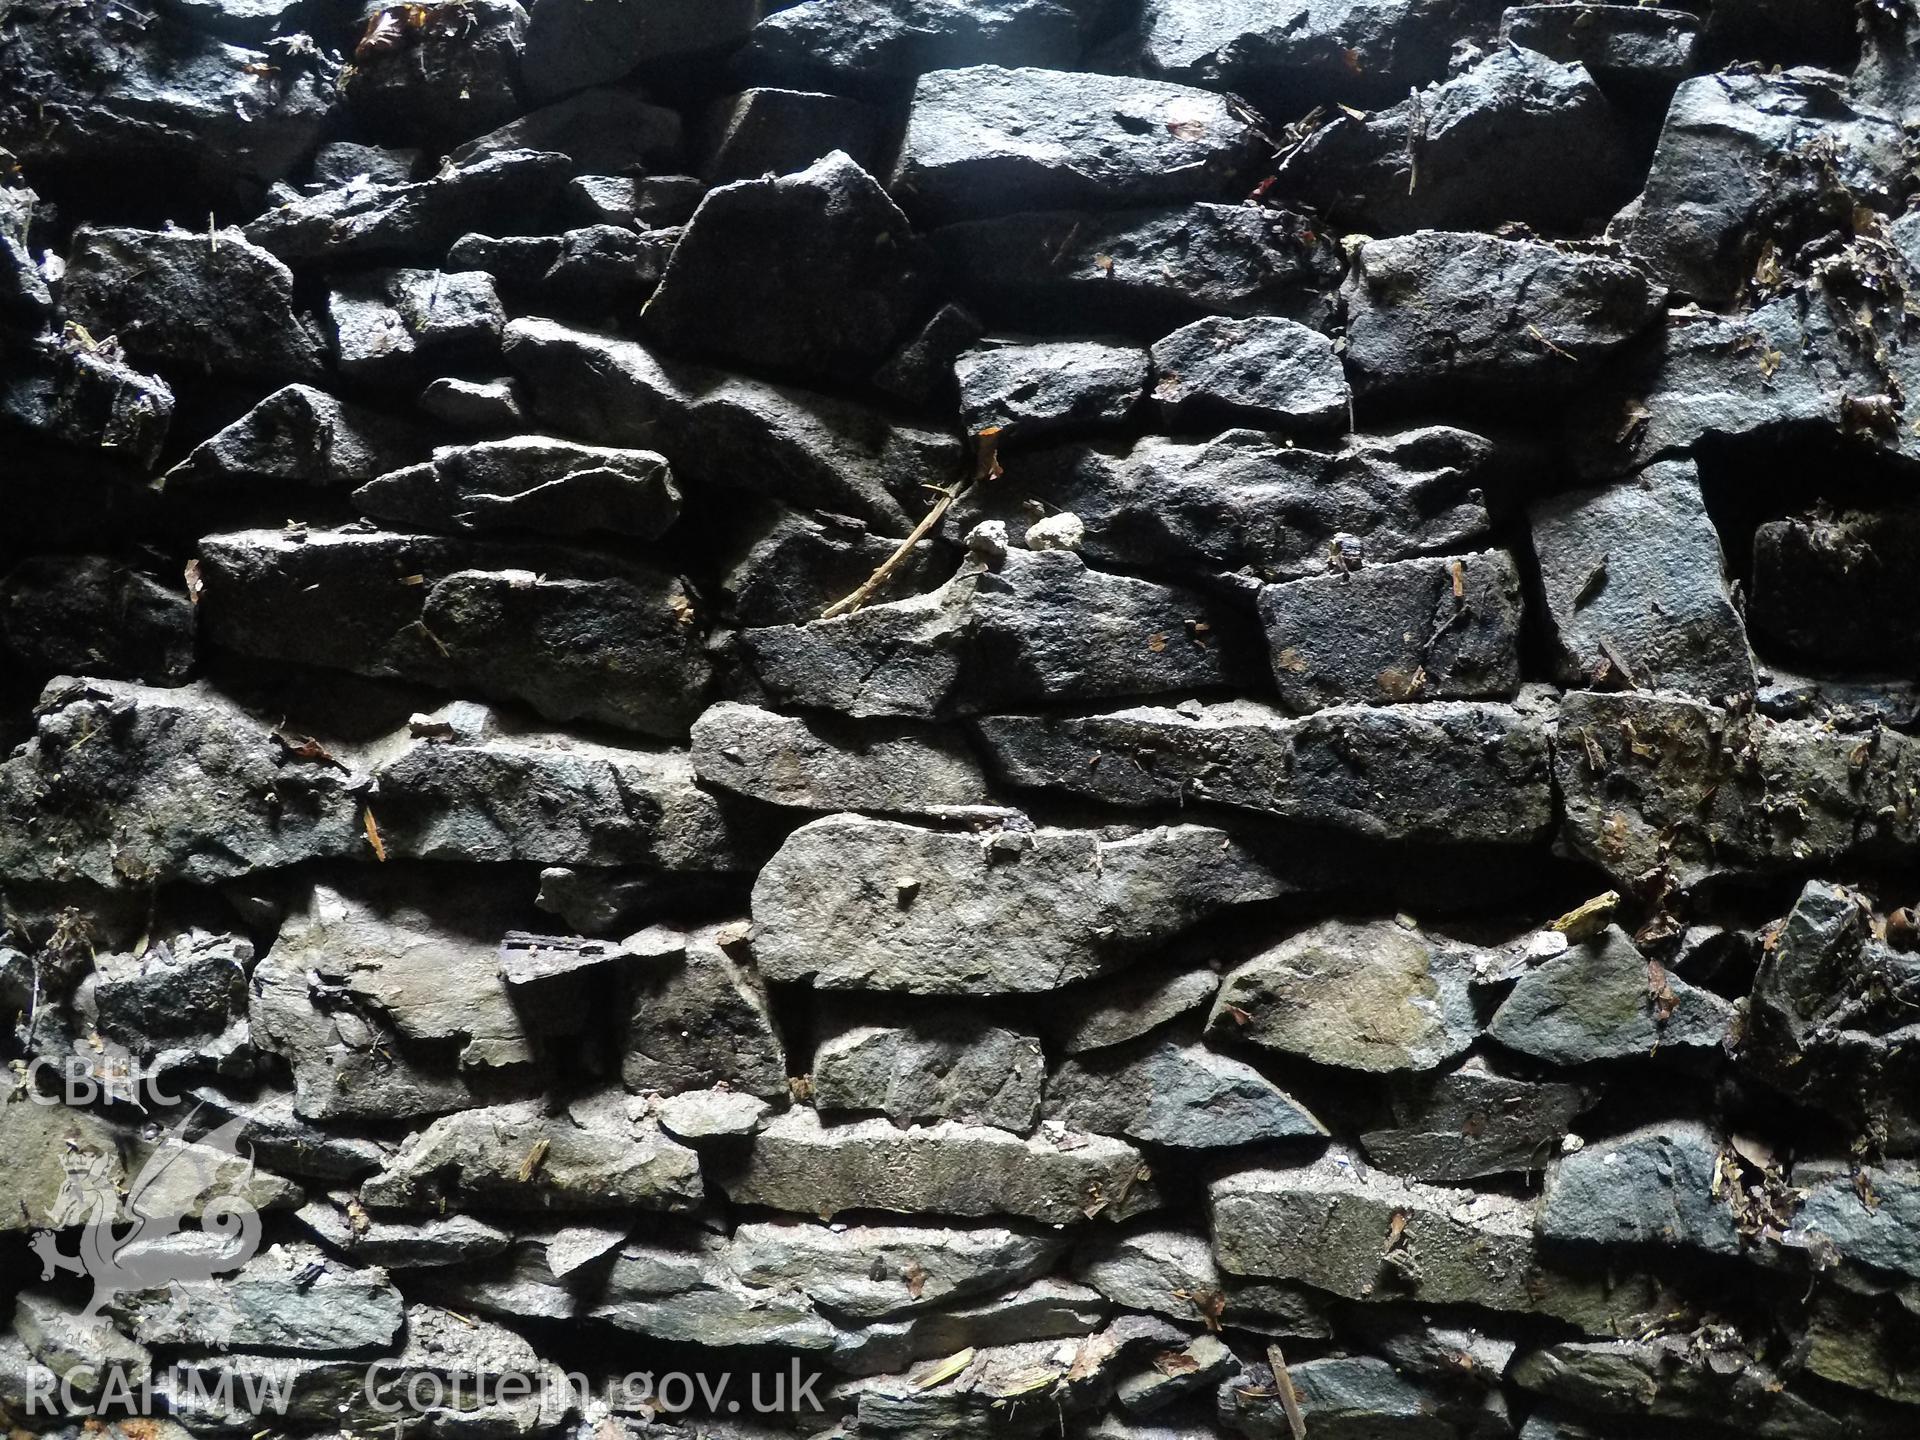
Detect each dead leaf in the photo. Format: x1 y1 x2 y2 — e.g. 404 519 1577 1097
1153 1349 1202 1377
903 1262 927 1299
1147 633 1168 652
1384 1209 1409 1253
517 1137 550 1182
183 558 205 605
1165 119 1208 141
1647 959 1679 1024
1449 559 1465 599
916 1349 975 1390
362 806 388 862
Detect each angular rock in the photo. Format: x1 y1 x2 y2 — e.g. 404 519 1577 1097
63 226 325 384
419 376 525 430
740 546 1261 720
1074 1227 1230 1327
622 922 789 1101
955 425 1492 584
328 268 503 382
0 678 366 888
1501 5 1703 88
1117 1332 1236 1414
1553 690 1920 886
362 1091 705 1213
1624 70 1904 309
655 1089 771 1141
0 4 332 193
1362 1057 1589 1182
979 697 1556 846
1279 47 1638 233
273 879 535 1074
718 504 946 627
109 1243 405 1354
1343 231 1664 399
1055 966 1220 1056
310 141 421 188
1487 924 1733 1064
1803 1289 1920 1408
184 1087 390 1182
80 928 253 1076
249 946 497 1124
1222 1354 1480 1440
752 814 1284 993
1750 504 1920 672
691 701 989 814
955 339 1150 438
644 151 927 383
339 0 527 147
1259 550 1523 710
0 180 52 326
504 316 962 533
744 0 1093 94
1150 314 1348 432
245 149 572 264
834 1275 1116 1375
13 1290 153 1399
1044 1037 1327 1148
1530 460 1755 697
1787 1160 1920 1280
873 301 986 406
935 202 1345 332
296 1193 512 1270
718 1107 1158 1223
521 0 760 104
1209 919 1486 1074
0 337 176 470
354 436 680 539
195 529 711 738
0 557 194 685
162 384 432 496
891 65 1258 223
1211 1147 1658 1328
1537 1120 1740 1256
1136 0 1463 106
590 1230 840 1351
729 1219 1064 1320
699 85 889 184
449 88 684 176
1512 1334 1850 1440
813 1022 1045 1132
373 711 745 871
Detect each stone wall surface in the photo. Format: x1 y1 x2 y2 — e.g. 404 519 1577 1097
4 2 1920 1438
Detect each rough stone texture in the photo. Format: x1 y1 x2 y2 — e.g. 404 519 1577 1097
1343 231 1665 399
1054 966 1221 1056
1750 505 1920 672
752 815 1285 993
813 1022 1045 1132
1043 1038 1328 1148
934 202 1345 331
691 701 990 814
361 1092 705 1213
1537 1121 1740 1257
955 339 1150 438
718 1108 1159 1224
353 437 681 539
741 547 1262 719
643 151 927 383
195 529 711 739
109 1243 406 1354
698 86 889 185
0 557 194 685
1553 690 1920 887
1279 47 1639 234
163 385 432 496
1362 1057 1589 1182
891 65 1258 223
1150 314 1348 431
1501 5 1702 86
744 0 1094 93
1211 1147 1658 1329
503 316 962 533
1529 460 1755 697
63 226 326 383
520 0 760 105
1488 924 1734 1064
1209 919 1485 1074
1258 550 1524 710
621 922 788 1101
340 0 527 148
328 268 504 383
954 425 1493 583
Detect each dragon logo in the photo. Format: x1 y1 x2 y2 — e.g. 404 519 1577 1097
28 1108 263 1323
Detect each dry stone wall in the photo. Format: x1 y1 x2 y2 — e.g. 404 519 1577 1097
3 2 1920 1438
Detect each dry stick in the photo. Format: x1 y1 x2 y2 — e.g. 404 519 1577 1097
819 481 966 620
820 429 1002 620
1266 1343 1308 1440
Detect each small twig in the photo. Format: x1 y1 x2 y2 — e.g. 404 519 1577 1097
820 429 1003 620
1266 1344 1307 1440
